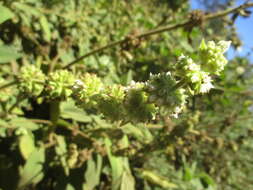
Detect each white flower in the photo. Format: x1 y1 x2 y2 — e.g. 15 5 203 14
124 80 144 91
190 72 201 83
188 62 200 71
73 79 84 89
171 106 183 118
217 40 231 53
199 75 214 93
178 54 186 60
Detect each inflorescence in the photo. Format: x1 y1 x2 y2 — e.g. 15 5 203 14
16 40 231 122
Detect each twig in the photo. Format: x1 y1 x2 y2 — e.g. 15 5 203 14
0 80 18 91
63 2 253 69
205 2 253 20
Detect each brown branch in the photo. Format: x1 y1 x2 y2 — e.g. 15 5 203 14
63 2 253 69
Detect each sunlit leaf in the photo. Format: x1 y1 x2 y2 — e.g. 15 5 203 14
0 45 22 63
19 133 36 160
0 5 15 24
18 148 45 188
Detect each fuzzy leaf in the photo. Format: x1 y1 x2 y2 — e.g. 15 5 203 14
60 101 92 123
0 45 22 63
18 148 45 188
19 133 36 160
0 5 15 24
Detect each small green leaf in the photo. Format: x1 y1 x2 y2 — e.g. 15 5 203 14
18 148 45 188
61 101 92 123
199 39 207 50
0 45 22 63
66 184 75 190
0 5 15 24
19 133 36 160
55 135 69 175
39 15 51 42
9 118 39 131
13 2 41 16
83 154 103 190
120 170 135 190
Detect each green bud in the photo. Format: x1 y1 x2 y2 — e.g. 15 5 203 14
72 73 103 108
19 65 46 97
47 70 75 100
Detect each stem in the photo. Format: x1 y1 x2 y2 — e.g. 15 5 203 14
171 79 186 91
63 39 126 69
205 2 253 20
49 100 61 126
0 80 18 91
63 2 253 69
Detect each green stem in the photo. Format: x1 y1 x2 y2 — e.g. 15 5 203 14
171 79 186 91
49 100 61 126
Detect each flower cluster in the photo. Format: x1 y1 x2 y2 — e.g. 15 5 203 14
175 40 230 95
18 65 46 97
124 81 157 122
72 73 104 108
46 70 75 100
14 40 230 121
145 72 187 117
176 55 214 94
199 40 231 75
97 84 126 121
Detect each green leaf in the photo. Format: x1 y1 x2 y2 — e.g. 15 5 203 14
18 148 45 188
0 120 8 137
9 117 40 131
60 101 92 123
199 39 207 50
55 135 69 175
83 154 103 190
66 184 75 190
0 45 22 63
120 169 135 190
19 133 36 160
122 123 153 143
0 5 15 24
13 2 41 16
39 15 51 42
140 169 178 189
105 136 135 190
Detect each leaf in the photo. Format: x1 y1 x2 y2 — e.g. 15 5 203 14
55 135 69 175
60 101 92 123
122 123 153 143
13 2 41 16
83 154 103 190
39 15 51 42
140 169 178 189
0 45 22 63
0 119 8 137
0 5 15 24
9 117 40 131
105 136 135 190
120 168 135 190
199 39 207 50
19 133 36 160
66 184 75 190
18 148 45 188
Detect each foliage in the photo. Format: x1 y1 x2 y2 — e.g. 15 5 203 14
0 0 252 190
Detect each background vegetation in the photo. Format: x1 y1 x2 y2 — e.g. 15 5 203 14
0 0 252 189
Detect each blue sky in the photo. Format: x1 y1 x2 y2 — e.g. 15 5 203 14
190 0 253 61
